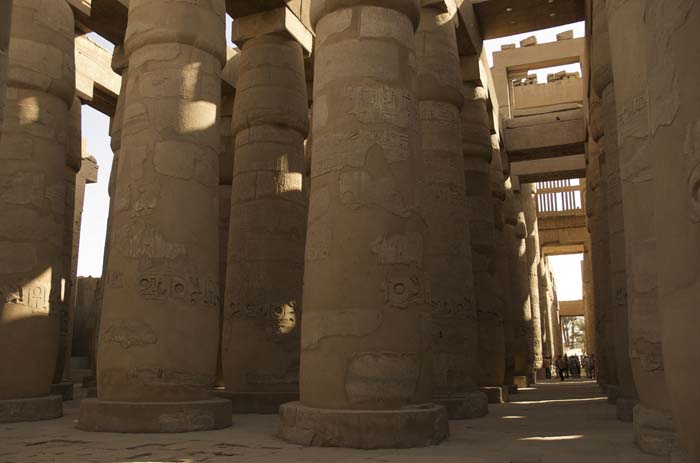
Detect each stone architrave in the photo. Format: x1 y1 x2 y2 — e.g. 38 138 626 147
0 0 11 142
78 0 232 433
221 9 309 414
415 4 487 419
0 0 75 422
504 179 534 389
606 0 678 454
279 0 448 449
519 184 544 380
489 135 514 400
645 1 700 460
461 77 505 400
591 0 638 421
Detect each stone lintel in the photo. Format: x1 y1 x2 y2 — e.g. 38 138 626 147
75 35 121 116
232 6 313 55
80 153 99 185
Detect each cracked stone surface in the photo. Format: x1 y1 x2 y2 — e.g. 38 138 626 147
0 381 669 462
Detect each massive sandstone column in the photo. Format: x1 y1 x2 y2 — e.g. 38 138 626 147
645 1 700 460
0 0 11 142
587 97 615 391
519 184 544 380
279 0 448 449
414 4 486 419
490 135 514 398
0 0 74 422
538 258 555 363
462 70 504 402
78 0 232 433
591 0 638 420
504 180 534 388
51 96 84 401
222 11 309 414
606 0 678 454
581 244 597 358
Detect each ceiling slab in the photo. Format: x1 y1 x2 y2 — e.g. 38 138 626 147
474 0 585 40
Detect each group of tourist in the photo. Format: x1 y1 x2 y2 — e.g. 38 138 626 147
552 354 596 381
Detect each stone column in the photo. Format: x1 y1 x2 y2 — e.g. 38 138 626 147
0 0 74 422
0 0 11 142
490 135 513 400
504 180 534 389
279 0 448 449
51 96 84 401
221 11 309 414
645 1 700 460
215 89 234 389
78 0 231 433
587 97 616 391
581 244 596 358
606 0 678 455
462 72 504 403
591 0 638 420
519 184 544 381
413 4 487 419
538 258 554 365
550 273 564 358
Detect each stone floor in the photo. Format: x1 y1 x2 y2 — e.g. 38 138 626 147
0 379 669 463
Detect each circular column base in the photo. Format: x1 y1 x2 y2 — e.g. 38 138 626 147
514 376 529 389
0 395 63 423
78 398 232 433
278 401 449 449
633 404 679 456
606 385 620 404
435 391 488 419
479 386 504 404
213 390 299 414
616 396 638 422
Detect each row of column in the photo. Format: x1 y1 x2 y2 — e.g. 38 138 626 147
0 0 562 449
586 0 699 460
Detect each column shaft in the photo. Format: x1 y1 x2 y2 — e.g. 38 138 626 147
0 0 11 142
415 6 486 419
646 1 700 460
606 0 678 453
0 0 75 422
222 30 308 412
79 0 231 433
280 0 448 449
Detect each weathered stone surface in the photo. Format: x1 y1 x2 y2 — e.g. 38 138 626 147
605 0 678 454
0 0 74 419
0 395 62 423
78 398 232 433
286 0 445 449
279 402 449 449
222 28 308 414
81 0 231 432
0 1 11 144
646 0 700 459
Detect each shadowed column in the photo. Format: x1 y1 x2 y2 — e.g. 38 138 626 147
0 0 75 422
416 2 487 419
279 0 449 449
78 0 232 433
221 11 308 414
0 0 11 144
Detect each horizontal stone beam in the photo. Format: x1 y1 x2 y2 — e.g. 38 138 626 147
559 300 585 317
75 34 122 116
542 243 585 257
232 5 313 54
504 109 585 161
510 154 586 184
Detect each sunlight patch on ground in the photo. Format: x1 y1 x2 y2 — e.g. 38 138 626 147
501 415 527 420
511 397 606 405
520 434 584 442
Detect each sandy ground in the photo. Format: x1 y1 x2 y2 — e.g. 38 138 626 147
0 379 670 463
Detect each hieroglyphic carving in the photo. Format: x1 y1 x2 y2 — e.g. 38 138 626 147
137 274 219 308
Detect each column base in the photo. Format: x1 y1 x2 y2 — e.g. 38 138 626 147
278 401 449 449
514 376 529 389
214 390 298 414
607 384 619 404
616 396 638 422
434 391 488 419
633 404 680 457
78 398 232 433
50 382 74 401
479 386 504 404
0 395 63 423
